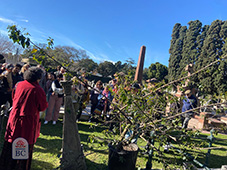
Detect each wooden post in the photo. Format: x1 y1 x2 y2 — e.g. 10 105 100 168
134 46 146 84
61 81 87 170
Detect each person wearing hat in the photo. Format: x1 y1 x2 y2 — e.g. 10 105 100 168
131 83 141 94
182 89 197 128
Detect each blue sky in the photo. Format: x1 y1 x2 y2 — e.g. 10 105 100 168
0 0 227 68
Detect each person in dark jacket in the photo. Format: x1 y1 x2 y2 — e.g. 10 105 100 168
89 80 103 120
0 67 48 170
12 63 23 88
0 74 10 106
182 89 197 128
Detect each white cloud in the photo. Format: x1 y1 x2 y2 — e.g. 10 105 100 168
86 51 115 63
0 17 15 24
86 51 103 61
13 15 29 23
98 53 115 63
20 19 29 23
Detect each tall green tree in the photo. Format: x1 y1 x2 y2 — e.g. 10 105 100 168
73 58 98 72
21 45 89 70
114 58 136 75
196 20 224 94
192 24 210 85
214 21 227 94
168 20 227 95
143 67 149 80
114 61 124 72
180 20 202 74
147 62 168 82
54 46 89 62
97 61 116 77
168 24 187 81
21 43 52 67
122 58 136 75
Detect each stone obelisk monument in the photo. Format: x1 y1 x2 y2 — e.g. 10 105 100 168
134 46 146 84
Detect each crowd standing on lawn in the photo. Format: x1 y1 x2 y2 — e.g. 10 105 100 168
0 61 202 126
0 59 212 170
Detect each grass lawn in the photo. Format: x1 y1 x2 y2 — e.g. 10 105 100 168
0 118 227 170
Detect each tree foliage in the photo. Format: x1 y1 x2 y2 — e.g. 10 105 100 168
73 58 98 72
21 44 90 71
97 61 116 77
0 33 22 55
169 20 227 95
168 24 187 81
147 62 168 82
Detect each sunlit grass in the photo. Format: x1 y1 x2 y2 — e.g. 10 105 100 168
0 119 226 169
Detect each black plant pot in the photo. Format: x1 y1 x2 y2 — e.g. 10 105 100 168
108 143 138 170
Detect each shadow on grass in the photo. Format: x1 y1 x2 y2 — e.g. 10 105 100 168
163 146 227 168
37 120 110 156
31 159 56 170
34 137 62 154
40 120 107 138
40 119 63 138
32 158 108 170
86 158 108 170
196 152 227 168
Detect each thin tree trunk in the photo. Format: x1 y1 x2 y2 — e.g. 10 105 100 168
61 81 87 170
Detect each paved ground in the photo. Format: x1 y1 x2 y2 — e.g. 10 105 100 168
59 103 91 121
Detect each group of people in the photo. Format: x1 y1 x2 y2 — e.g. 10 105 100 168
0 61 124 169
0 62 67 125
89 80 115 121
0 60 198 169
0 64 48 169
0 62 69 169
0 63 29 107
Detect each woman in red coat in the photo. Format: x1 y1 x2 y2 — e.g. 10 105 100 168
0 66 48 170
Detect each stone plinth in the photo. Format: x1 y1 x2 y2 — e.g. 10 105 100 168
188 118 204 130
188 112 213 130
208 118 226 128
221 116 227 124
